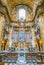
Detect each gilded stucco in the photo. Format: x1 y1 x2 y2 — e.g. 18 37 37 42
0 0 44 22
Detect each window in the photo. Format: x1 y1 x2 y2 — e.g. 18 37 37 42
18 8 26 21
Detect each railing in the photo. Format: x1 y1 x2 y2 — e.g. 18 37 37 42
0 51 44 65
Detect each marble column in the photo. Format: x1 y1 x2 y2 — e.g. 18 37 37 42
31 27 37 48
39 17 44 50
0 15 5 50
8 26 13 47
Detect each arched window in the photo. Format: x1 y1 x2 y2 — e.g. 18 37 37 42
18 8 26 21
